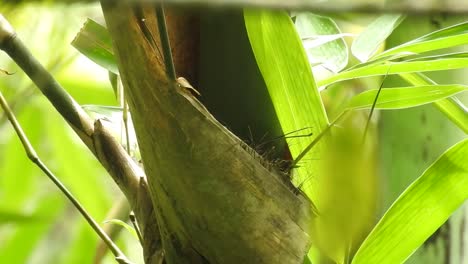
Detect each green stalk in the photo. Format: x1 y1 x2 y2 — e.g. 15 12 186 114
291 111 346 168
155 5 176 81
362 72 389 143
129 212 144 246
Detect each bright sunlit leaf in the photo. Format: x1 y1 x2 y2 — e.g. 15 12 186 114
373 21 468 61
245 9 329 233
347 85 468 110
319 56 468 87
352 138 468 264
244 10 329 195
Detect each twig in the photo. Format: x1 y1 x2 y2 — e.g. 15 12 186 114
123 102 131 155
0 13 142 209
0 13 159 262
0 15 94 139
133 6 164 61
0 88 133 264
290 111 347 169
129 211 144 246
361 69 389 144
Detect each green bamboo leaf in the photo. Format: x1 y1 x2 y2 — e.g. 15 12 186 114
71 18 118 74
373 21 468 61
319 57 468 87
352 14 405 62
347 85 468 110
405 51 468 61
400 72 468 134
82 105 126 122
352 138 468 264
301 33 353 50
244 9 329 204
295 13 348 73
104 219 139 240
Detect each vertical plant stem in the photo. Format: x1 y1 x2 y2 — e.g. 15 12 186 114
129 211 144 246
155 5 176 81
362 71 389 143
291 111 347 169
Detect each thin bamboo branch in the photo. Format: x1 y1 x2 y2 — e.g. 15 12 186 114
155 5 176 81
0 12 143 208
94 195 131 264
362 72 389 144
0 87 133 264
130 211 144 246
0 13 162 263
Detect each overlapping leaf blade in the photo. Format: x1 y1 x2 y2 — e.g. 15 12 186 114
347 85 468 110
373 21 468 61
352 138 468 264
295 12 348 73
319 55 468 87
244 9 329 205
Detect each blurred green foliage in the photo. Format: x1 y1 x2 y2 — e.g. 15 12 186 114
0 3 140 264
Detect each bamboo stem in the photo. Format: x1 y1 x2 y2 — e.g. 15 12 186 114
155 5 176 81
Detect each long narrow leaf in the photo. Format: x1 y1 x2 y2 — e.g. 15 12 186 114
244 10 329 199
373 21 468 61
319 57 468 87
352 14 405 62
347 85 468 110
352 138 468 264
